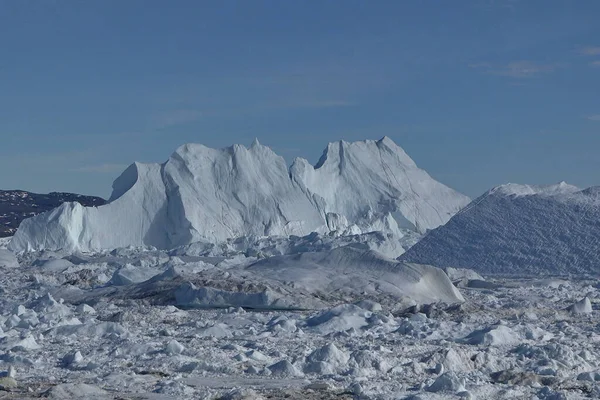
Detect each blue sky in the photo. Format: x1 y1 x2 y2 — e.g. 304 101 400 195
1 0 599 199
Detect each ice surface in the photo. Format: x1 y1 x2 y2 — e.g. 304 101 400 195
400 182 600 275
460 324 520 346
0 249 19 268
0 237 11 249
247 245 465 305
46 383 109 399
53 245 461 311
305 304 372 334
568 297 593 314
0 247 599 399
426 372 466 393
7 139 599 398
172 230 420 259
10 138 469 253
290 137 470 235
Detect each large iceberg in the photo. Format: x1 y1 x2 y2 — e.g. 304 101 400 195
291 136 469 234
10 137 469 252
400 182 600 275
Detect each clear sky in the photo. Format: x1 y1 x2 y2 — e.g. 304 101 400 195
1 0 599 199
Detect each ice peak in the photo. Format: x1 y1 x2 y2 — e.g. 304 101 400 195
313 137 417 171
10 138 469 252
489 182 580 198
378 136 396 146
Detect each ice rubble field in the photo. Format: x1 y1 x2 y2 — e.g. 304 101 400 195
0 240 600 400
4 139 600 399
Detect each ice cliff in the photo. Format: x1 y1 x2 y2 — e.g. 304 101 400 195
10 137 469 252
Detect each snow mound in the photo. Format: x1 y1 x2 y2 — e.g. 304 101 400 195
307 343 349 365
400 182 600 275
306 304 372 334
109 264 162 286
268 360 304 377
426 372 466 393
10 138 468 252
304 343 350 374
247 245 465 305
568 297 592 315
460 325 520 346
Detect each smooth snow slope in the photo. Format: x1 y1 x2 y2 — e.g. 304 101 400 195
291 137 470 234
10 138 469 252
400 182 600 275
247 244 465 304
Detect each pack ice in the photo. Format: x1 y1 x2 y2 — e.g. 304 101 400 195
401 182 600 275
9 137 469 253
5 151 600 399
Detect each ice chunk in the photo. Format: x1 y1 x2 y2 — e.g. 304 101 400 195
268 360 304 377
460 325 520 346
0 250 19 269
568 297 592 314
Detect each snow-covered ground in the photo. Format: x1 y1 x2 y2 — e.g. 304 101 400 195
1 243 599 399
4 142 600 399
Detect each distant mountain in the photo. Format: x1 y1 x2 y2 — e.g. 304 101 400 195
9 138 469 252
400 182 600 276
0 190 106 237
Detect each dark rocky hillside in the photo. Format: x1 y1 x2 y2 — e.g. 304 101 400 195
0 190 106 237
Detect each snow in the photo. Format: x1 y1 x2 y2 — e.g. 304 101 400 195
165 340 186 355
10 137 469 253
490 181 580 197
174 282 315 310
426 372 466 393
246 245 465 305
5 138 600 399
109 263 163 286
0 245 599 399
400 182 600 275
0 249 19 268
172 229 420 259
0 237 12 249
460 324 521 346
290 137 470 235
268 360 304 377
46 383 109 399
305 343 350 374
305 304 372 334
46 244 461 312
568 297 593 314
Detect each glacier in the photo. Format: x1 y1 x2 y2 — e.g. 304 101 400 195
9 137 469 253
400 182 600 275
